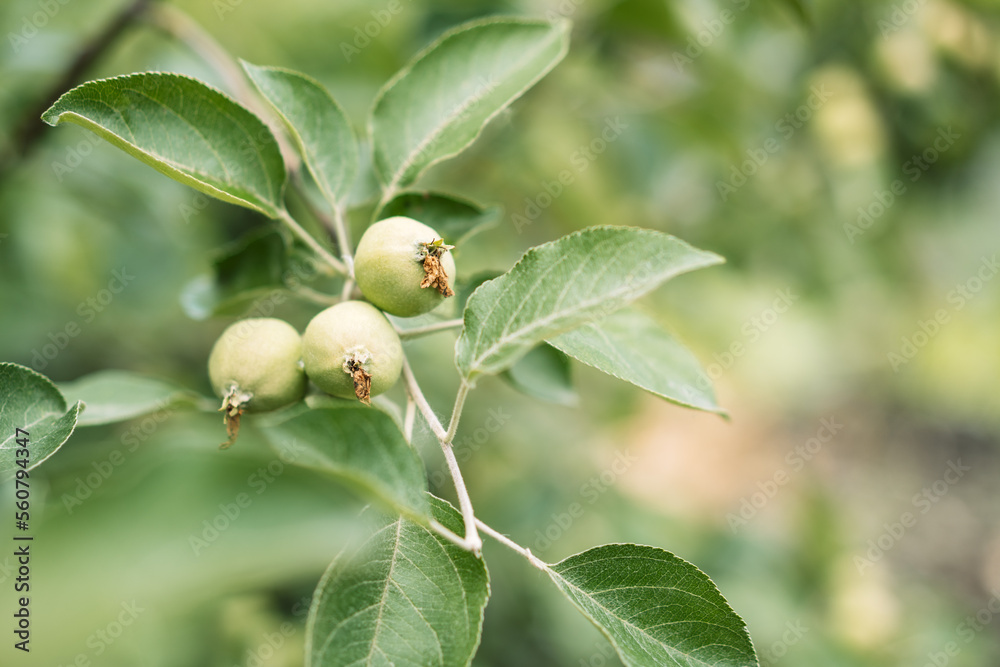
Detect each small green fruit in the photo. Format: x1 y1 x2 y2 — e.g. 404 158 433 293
208 318 307 411
354 216 457 318
208 318 307 448
302 300 403 403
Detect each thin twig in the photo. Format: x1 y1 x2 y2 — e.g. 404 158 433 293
476 519 550 571
331 204 355 278
402 356 448 441
429 521 478 551
396 318 465 339
404 395 416 443
445 380 470 443
278 210 347 274
291 285 340 306
402 356 481 554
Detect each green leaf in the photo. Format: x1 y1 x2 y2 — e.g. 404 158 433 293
242 62 358 206
41 72 286 217
371 17 571 193
260 405 430 521
58 370 201 427
0 363 82 482
307 495 489 667
548 544 758 667
456 226 723 380
381 191 501 246
180 228 291 320
549 308 723 415
502 344 577 406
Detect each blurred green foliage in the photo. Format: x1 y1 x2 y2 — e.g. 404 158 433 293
2 0 1000 665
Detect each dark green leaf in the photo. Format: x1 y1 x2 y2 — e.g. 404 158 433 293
548 544 758 667
180 228 298 320
243 62 358 206
371 17 571 193
307 495 489 667
0 363 82 482
41 72 286 217
502 344 577 406
260 405 430 521
381 191 501 246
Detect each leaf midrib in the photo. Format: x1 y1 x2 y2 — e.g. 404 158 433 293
381 23 565 195
550 570 735 667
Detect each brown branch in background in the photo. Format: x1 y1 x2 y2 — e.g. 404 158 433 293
146 2 299 171
4 0 152 168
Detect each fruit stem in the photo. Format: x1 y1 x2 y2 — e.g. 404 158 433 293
445 380 470 443
403 395 416 443
277 210 348 275
401 356 482 555
395 318 465 339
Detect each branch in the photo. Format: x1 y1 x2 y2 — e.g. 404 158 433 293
402 356 481 555
278 210 347 275
3 0 152 170
147 2 298 169
445 380 470 443
396 318 464 339
476 519 550 571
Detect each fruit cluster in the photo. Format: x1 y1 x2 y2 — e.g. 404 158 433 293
206 217 454 447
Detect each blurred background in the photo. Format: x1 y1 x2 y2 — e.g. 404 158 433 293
2 0 1000 665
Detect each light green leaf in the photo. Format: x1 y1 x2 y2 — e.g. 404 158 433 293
59 370 201 427
549 308 723 415
381 191 501 246
41 72 286 217
502 344 577 406
307 495 489 667
371 17 570 193
456 226 723 380
243 62 358 206
548 544 758 667
0 363 82 482
260 405 429 521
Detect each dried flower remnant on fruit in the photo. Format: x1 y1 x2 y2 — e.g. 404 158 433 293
420 239 455 297
219 385 252 449
342 348 373 405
